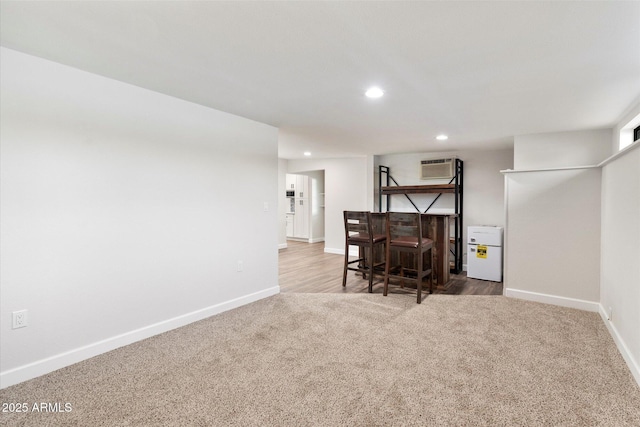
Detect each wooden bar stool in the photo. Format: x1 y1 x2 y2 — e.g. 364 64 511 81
384 212 434 303
342 211 386 293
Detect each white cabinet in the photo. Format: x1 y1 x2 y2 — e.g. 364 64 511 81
294 198 309 238
286 174 297 191
285 173 309 197
285 204 309 239
285 214 294 237
295 175 308 198
284 173 311 240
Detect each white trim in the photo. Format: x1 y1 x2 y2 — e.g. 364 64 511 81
0 286 280 389
278 243 288 250
285 237 324 244
502 174 509 296
598 138 640 167
500 165 599 174
324 247 343 255
598 304 640 387
504 288 599 312
324 247 359 256
499 139 640 175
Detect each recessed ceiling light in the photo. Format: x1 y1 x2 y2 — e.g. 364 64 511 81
365 87 384 98
303 151 311 156
436 134 449 141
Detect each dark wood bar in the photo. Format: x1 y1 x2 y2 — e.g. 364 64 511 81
421 213 454 287
369 212 455 287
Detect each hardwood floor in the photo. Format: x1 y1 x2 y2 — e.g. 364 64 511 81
279 240 503 295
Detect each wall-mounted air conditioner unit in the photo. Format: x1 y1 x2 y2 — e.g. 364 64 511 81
420 158 455 180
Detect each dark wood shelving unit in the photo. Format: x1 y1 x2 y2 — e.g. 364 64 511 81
378 159 463 274
381 184 456 195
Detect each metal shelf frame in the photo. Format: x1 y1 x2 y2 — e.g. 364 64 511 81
378 159 463 273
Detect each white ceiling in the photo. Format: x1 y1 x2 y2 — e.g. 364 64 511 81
1 1 639 159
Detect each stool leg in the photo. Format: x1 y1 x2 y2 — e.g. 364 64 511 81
367 246 374 293
416 249 422 304
399 253 405 289
383 245 391 297
429 247 434 294
342 242 349 287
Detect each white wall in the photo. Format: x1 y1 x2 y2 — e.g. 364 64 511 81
504 129 608 309
287 157 369 253
504 168 601 304
0 48 279 388
278 158 288 249
600 143 640 385
376 148 513 265
514 129 611 169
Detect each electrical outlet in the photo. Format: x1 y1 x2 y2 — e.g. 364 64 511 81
237 260 243 272
12 310 28 329
608 307 613 321
263 202 269 212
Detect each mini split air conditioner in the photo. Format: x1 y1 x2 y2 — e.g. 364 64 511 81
420 158 455 180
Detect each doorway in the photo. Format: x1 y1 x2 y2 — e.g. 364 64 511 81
284 170 325 245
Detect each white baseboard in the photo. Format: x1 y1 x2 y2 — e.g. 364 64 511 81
598 305 640 388
0 286 280 389
278 243 288 250
286 238 325 244
504 288 600 312
324 247 342 255
324 247 358 256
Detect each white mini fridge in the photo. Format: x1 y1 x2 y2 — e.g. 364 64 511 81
467 226 503 282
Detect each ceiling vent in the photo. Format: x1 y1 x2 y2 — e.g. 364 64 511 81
420 158 455 180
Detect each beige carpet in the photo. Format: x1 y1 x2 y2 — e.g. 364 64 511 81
1 294 639 426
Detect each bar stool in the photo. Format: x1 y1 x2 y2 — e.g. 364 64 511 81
342 211 386 293
384 212 434 304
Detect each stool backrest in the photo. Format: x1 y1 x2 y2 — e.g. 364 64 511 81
344 211 373 237
387 212 423 240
